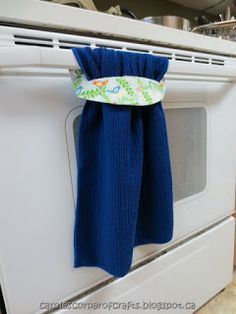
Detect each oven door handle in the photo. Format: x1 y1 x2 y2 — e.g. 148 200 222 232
1 46 236 80
0 46 78 70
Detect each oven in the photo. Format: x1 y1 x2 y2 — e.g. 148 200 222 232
0 25 235 314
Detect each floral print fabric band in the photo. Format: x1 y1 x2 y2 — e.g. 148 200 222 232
70 69 166 106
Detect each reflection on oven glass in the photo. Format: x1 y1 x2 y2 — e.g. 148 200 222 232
165 107 207 201
73 114 81 155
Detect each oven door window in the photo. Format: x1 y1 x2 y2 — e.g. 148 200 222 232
67 105 207 204
165 107 207 202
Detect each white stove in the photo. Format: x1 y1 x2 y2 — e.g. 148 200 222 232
0 1 235 313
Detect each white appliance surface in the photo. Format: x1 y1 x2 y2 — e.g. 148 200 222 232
0 6 235 314
1 0 236 56
56 217 235 314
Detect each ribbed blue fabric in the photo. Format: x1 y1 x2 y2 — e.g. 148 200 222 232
72 47 173 278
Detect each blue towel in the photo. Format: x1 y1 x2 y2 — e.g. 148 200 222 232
72 47 173 278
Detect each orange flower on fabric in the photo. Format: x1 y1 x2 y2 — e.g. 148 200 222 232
93 80 109 87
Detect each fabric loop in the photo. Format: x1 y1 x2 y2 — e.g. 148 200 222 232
70 70 166 106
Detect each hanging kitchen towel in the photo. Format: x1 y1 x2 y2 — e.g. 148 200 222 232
72 47 174 278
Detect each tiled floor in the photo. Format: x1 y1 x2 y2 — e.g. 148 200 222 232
196 268 236 314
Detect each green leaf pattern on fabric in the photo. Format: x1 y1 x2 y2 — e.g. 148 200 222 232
116 78 135 97
69 71 166 106
143 91 153 105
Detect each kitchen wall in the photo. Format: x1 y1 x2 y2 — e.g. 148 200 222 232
94 0 215 23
